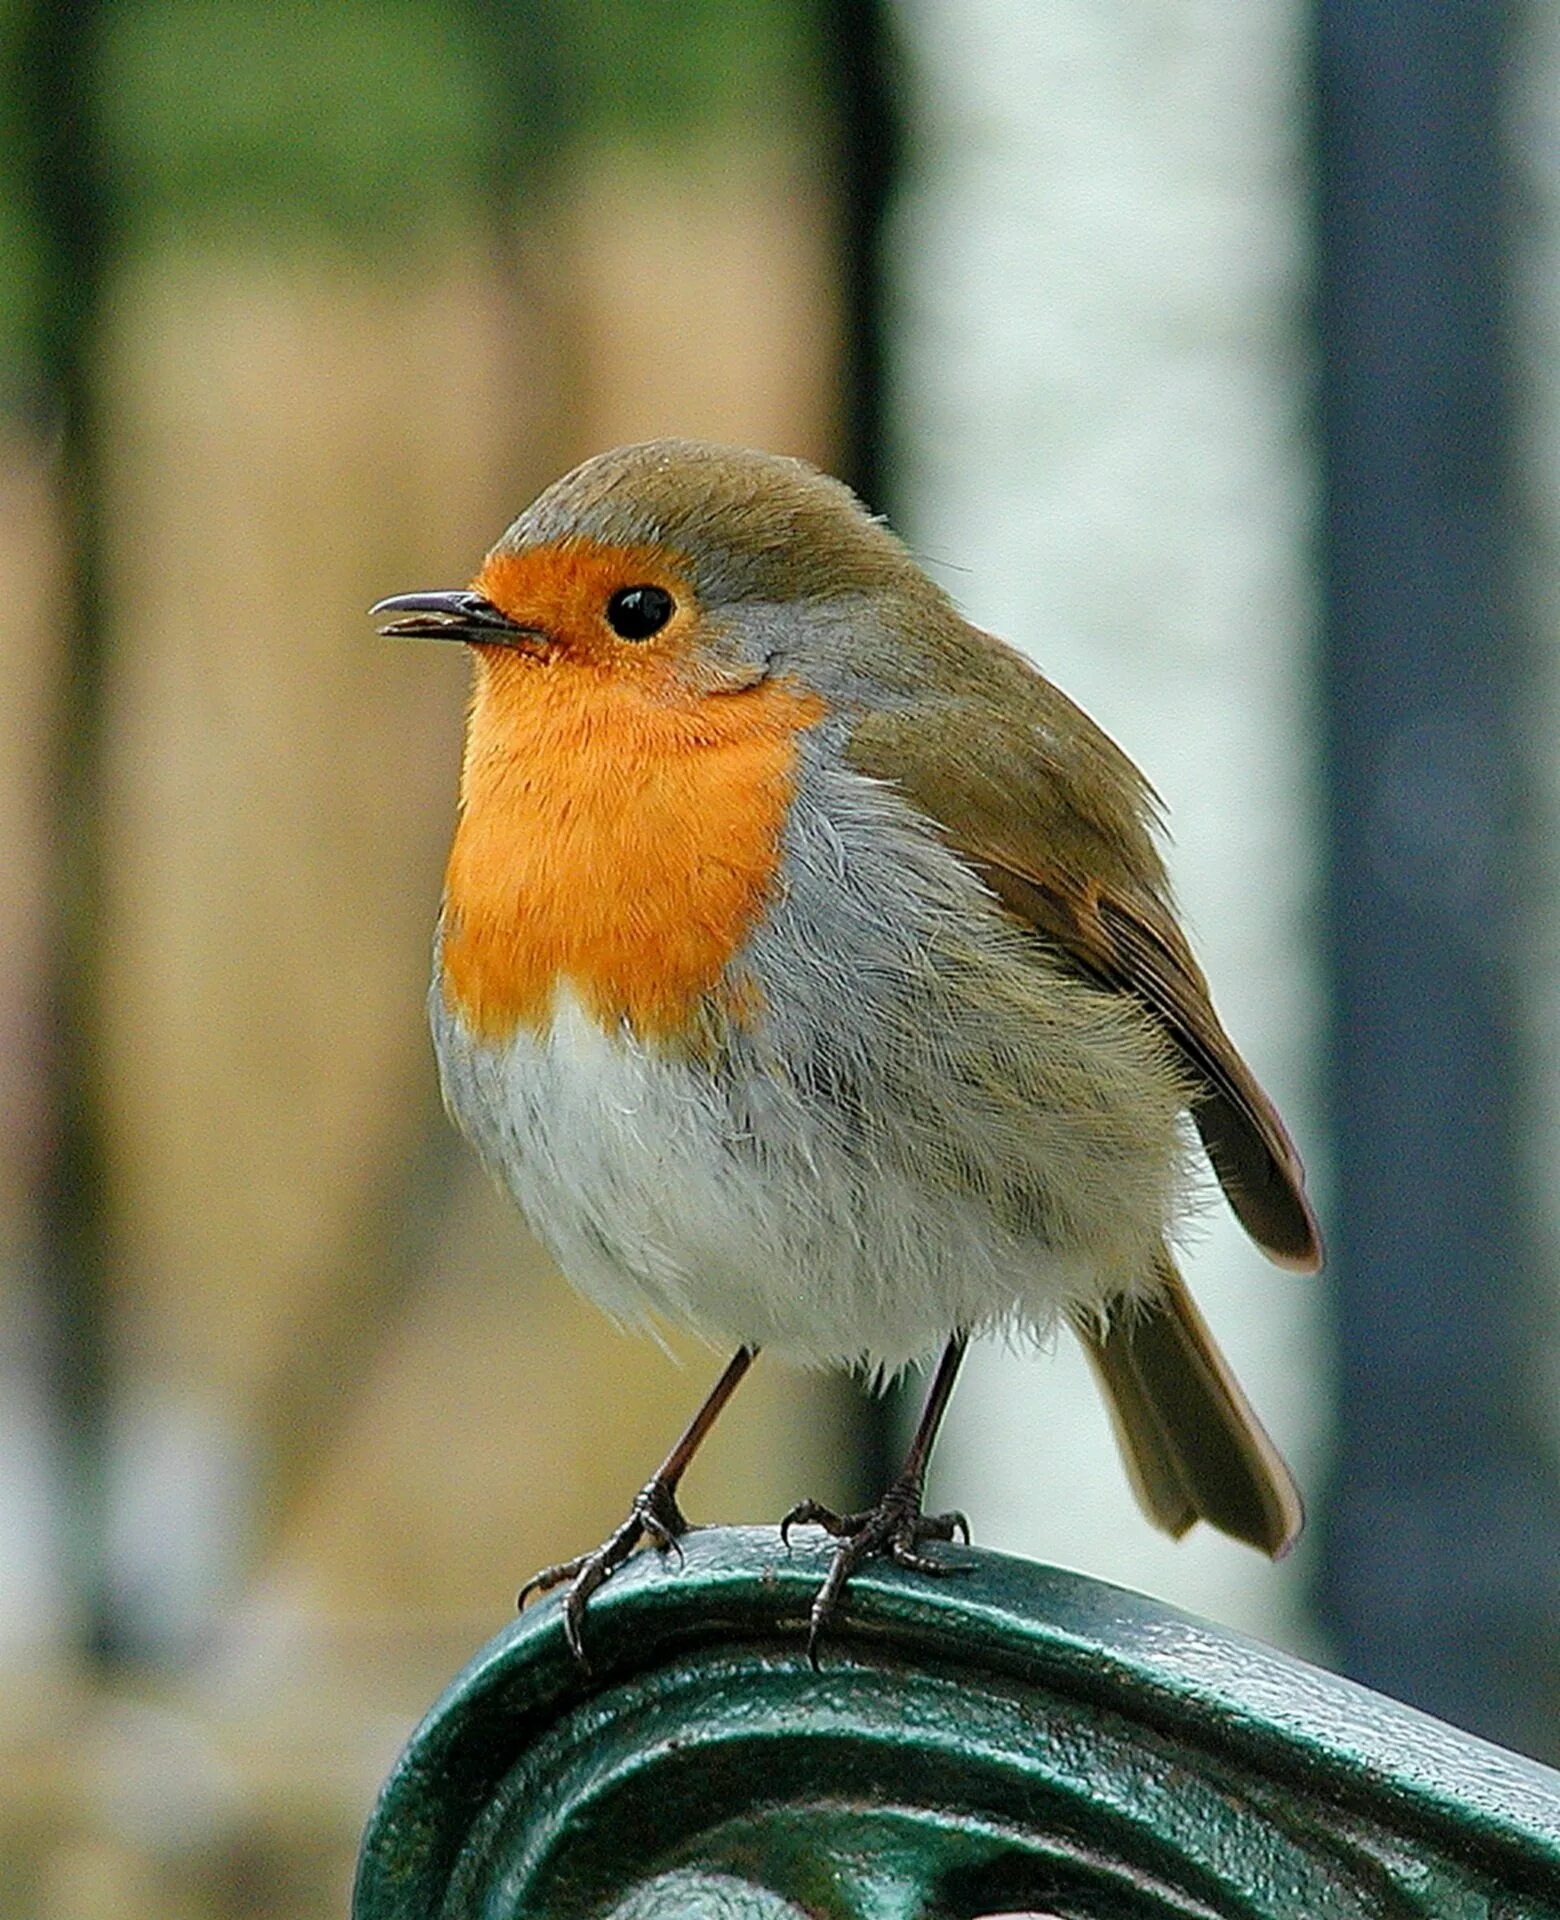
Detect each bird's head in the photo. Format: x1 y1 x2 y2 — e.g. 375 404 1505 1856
372 439 949 706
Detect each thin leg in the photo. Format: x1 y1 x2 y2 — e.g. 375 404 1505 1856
898 1334 969 1489
520 1344 756 1667
781 1336 971 1662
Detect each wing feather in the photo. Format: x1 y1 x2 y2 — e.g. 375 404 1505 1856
848 687 1321 1273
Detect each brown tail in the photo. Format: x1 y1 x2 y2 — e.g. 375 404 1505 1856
1073 1250 1303 1557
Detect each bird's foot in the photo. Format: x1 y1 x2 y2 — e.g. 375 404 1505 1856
518 1478 690 1669
780 1477 971 1664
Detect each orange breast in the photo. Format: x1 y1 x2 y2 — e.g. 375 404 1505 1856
440 649 824 1044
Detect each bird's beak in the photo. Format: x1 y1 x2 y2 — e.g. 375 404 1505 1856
370 590 547 650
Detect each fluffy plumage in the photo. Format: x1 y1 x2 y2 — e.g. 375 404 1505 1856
419 438 1319 1559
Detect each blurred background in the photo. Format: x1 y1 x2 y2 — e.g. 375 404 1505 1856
2 1 1559 1913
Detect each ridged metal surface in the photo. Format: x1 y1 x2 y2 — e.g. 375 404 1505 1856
354 1528 1560 1917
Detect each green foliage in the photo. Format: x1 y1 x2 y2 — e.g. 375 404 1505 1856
555 0 824 154
0 137 44 398
92 0 823 249
95 0 504 244
0 0 51 404
0 0 829 391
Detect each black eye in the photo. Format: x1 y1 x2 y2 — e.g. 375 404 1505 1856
606 584 675 640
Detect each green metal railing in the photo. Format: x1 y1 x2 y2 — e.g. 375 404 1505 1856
354 1527 1560 1918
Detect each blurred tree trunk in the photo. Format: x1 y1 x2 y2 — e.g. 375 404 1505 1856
0 440 72 1673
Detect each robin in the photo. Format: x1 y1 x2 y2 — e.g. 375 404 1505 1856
373 439 1321 1663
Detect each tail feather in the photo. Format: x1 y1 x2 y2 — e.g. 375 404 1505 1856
1074 1250 1303 1558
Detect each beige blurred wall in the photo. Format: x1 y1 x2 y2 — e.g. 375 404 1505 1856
6 147 852 1920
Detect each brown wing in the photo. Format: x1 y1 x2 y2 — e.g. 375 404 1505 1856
849 688 1322 1273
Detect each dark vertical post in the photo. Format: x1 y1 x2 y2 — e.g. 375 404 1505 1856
1314 4 1560 1756
825 0 905 1506
18 0 115 1658
828 0 900 515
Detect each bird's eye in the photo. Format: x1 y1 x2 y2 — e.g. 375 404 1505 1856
605 584 675 640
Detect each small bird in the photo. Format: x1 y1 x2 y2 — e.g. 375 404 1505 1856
373 440 1320 1662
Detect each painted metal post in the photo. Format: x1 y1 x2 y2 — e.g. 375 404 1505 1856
1313 3 1560 1755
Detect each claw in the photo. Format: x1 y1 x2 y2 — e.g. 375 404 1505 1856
517 1479 691 1668
780 1497 841 1549
782 1476 974 1663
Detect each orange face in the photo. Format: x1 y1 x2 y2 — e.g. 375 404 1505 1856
438 539 825 1047
473 541 697 680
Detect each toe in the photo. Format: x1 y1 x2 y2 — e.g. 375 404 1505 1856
517 1556 584 1609
781 1498 846 1546
916 1509 969 1544
888 1543 947 1576
639 1508 685 1561
561 1584 596 1672
636 1480 690 1549
889 1539 973 1578
805 1544 862 1665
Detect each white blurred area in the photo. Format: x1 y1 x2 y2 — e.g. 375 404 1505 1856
888 0 1330 1651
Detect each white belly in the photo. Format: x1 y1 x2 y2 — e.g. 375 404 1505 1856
432 987 1108 1371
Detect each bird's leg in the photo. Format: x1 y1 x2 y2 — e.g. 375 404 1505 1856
519 1344 756 1667
781 1335 971 1662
